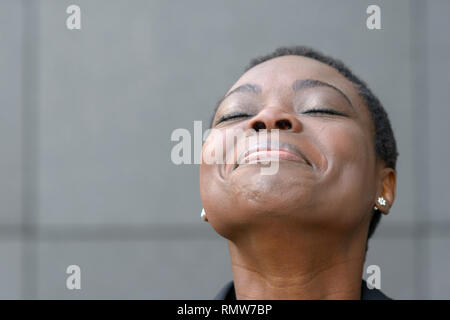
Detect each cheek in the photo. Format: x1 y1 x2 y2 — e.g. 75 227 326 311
199 128 237 211
317 124 376 211
199 132 243 240
201 129 224 165
200 132 223 196
319 122 373 173
201 127 244 168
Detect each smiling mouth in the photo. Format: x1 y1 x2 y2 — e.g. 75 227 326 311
233 141 311 171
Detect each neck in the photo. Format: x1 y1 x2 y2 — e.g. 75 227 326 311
227 223 366 300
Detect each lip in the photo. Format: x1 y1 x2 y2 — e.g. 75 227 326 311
234 140 311 170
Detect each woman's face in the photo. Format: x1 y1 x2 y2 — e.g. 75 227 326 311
200 55 382 241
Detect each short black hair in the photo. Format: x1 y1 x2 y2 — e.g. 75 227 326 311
211 45 399 253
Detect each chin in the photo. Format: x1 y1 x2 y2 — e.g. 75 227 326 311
230 167 309 202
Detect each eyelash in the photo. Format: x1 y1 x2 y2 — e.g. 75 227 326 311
304 108 345 116
216 108 345 124
216 112 251 124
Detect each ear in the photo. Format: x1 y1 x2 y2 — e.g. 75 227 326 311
376 167 396 215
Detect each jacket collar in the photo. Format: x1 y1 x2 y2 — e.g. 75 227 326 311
214 279 392 300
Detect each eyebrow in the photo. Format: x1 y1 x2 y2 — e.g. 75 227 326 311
292 79 354 110
215 83 262 108
212 78 354 126
225 83 262 98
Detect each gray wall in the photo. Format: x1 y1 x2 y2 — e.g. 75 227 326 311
0 0 448 299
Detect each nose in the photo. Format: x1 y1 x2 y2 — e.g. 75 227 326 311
245 107 302 133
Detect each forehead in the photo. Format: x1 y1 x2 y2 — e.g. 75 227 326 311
230 55 358 101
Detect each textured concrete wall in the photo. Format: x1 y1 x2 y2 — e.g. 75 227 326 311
0 0 448 299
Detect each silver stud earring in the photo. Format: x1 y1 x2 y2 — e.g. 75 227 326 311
201 208 208 222
377 196 386 206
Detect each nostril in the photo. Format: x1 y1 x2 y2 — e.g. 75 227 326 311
276 119 292 130
253 121 266 131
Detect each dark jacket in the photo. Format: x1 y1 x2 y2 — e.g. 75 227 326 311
214 279 392 300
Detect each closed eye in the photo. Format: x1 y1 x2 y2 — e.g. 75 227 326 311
215 112 251 125
303 108 346 116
